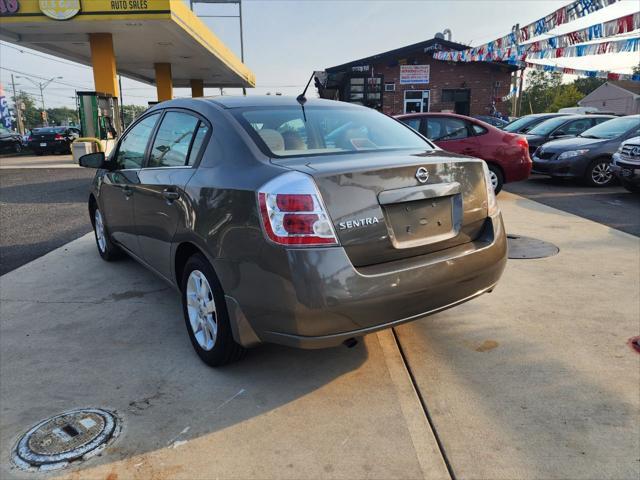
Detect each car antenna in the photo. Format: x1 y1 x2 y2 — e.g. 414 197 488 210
296 72 315 122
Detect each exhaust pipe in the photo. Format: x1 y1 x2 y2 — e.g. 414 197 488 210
343 338 358 348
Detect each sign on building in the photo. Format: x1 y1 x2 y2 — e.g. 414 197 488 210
400 65 430 85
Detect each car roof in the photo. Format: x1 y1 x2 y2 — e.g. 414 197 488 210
395 112 476 120
205 95 358 109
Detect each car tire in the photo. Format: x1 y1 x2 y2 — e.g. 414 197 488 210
583 158 614 187
181 253 246 367
92 207 122 261
487 164 504 194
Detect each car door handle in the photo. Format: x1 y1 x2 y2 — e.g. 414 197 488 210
122 186 133 197
162 189 180 201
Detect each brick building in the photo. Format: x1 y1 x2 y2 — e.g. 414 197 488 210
318 38 518 117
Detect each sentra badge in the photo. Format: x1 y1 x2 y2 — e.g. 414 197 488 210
339 217 380 230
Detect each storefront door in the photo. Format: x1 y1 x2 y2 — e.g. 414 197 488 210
404 90 430 113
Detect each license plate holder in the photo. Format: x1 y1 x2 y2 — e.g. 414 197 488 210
383 194 461 249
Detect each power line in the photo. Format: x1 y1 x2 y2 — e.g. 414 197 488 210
0 42 91 69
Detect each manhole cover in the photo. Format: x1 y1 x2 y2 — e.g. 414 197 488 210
13 408 119 471
507 234 559 259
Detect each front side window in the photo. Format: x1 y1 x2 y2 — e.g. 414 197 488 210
235 106 430 158
563 119 592 135
115 113 159 169
528 117 569 136
148 112 199 168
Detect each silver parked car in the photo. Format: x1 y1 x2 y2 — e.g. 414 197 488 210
78 96 507 366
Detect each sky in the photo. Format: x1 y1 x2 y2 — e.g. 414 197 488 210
0 0 638 109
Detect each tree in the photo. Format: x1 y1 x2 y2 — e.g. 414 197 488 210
12 91 40 130
122 104 148 128
520 70 562 114
46 107 78 126
549 84 584 112
573 77 606 96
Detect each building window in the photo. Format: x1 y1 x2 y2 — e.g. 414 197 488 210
384 82 396 92
346 75 383 109
441 89 471 116
404 90 430 113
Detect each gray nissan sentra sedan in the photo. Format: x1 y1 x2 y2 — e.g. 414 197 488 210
78 96 507 366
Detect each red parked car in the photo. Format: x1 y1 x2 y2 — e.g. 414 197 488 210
396 113 531 193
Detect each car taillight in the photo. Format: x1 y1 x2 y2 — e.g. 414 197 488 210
258 172 339 247
54 134 64 140
516 136 528 150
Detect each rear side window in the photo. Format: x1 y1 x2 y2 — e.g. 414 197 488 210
472 124 488 135
148 112 200 168
427 118 469 141
115 113 159 169
187 122 210 166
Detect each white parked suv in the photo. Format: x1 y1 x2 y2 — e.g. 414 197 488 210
611 136 640 193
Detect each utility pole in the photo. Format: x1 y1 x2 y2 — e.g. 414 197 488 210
510 23 520 117
10 74 24 135
16 75 62 126
239 0 246 96
118 74 125 130
191 0 247 95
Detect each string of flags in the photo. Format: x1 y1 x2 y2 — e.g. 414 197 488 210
433 0 620 62
516 61 640 81
433 13 640 63
500 86 518 102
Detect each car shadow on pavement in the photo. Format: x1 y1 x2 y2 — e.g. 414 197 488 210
0 249 369 476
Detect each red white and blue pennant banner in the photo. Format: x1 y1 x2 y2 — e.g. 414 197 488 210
521 61 640 81
433 12 640 63
433 0 619 61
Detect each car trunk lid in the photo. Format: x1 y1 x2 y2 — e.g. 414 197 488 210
272 149 489 267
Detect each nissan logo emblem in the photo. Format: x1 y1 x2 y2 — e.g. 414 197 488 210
415 167 429 183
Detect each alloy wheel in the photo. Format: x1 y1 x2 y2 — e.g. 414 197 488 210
591 162 612 186
94 210 107 253
185 270 218 351
489 170 499 191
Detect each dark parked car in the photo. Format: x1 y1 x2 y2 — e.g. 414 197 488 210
78 96 507 366
503 113 571 134
472 115 509 128
28 126 80 154
611 136 640 193
396 112 531 193
524 114 615 157
0 126 23 154
531 115 640 187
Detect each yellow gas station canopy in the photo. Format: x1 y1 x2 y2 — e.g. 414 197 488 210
0 0 255 88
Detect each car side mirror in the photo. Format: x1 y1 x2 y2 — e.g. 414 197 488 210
79 152 111 169
553 130 566 137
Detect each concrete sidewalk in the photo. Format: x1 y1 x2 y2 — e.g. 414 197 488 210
0 235 448 479
0 192 638 479
396 192 640 480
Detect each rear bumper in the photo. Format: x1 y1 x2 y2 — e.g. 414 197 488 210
223 212 507 349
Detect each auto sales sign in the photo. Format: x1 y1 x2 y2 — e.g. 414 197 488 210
400 65 430 85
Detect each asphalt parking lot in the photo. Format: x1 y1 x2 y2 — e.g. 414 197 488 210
0 155 639 479
505 174 640 237
0 156 94 275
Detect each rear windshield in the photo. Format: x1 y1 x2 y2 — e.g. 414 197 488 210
579 116 640 139
233 106 431 158
35 127 66 134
